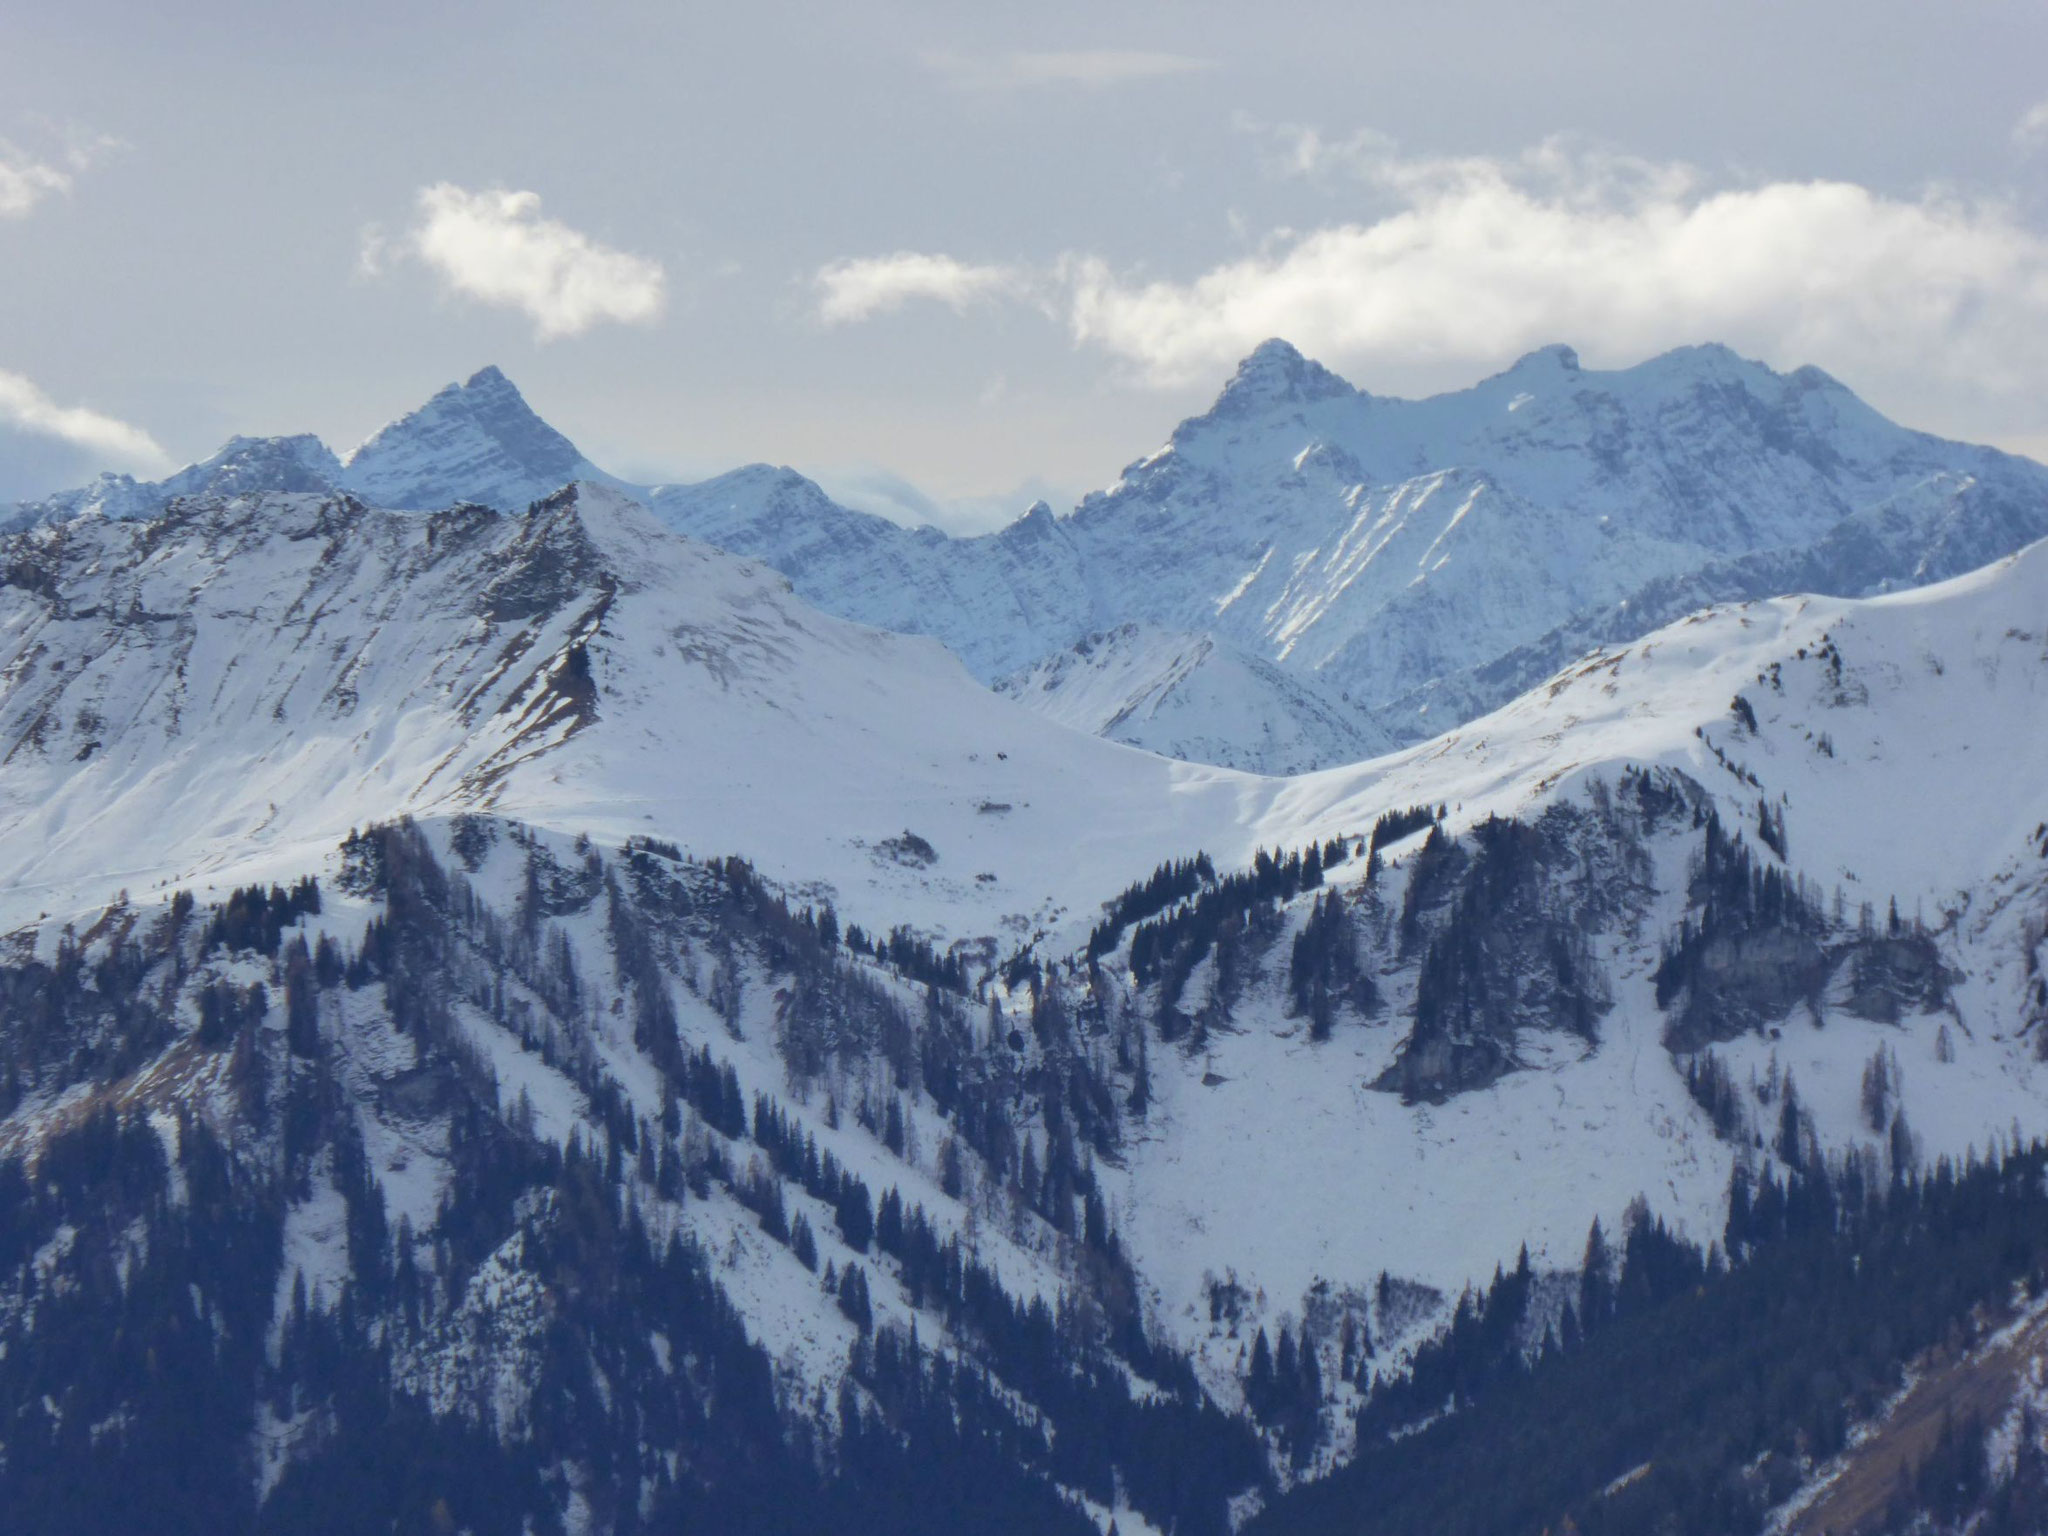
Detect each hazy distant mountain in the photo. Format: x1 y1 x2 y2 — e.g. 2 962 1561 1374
638 338 2048 747
4 365 621 533
12 342 2048 773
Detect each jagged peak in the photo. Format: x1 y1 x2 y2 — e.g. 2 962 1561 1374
160 432 345 502
1503 343 1582 376
1013 498 1058 532
349 365 561 454
1210 338 1354 416
341 366 599 512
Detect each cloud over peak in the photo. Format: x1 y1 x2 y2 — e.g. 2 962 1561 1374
368 183 666 340
814 131 2048 417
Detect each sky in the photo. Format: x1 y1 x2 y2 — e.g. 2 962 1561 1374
3 0 2048 529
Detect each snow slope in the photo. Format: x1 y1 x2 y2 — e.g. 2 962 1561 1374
996 623 1390 774
0 484 1269 944
1106 537 2048 1372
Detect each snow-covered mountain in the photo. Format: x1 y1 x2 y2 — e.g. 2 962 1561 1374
2 366 621 534
636 341 2048 744
11 489 2048 1264
0 483 1268 946
642 471 1090 680
15 344 2046 778
6 476 2048 1531
342 365 624 511
1058 339 2048 718
1 432 345 532
996 623 1389 774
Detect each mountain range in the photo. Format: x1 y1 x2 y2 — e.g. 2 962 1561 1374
4 451 2048 1530
8 345 2048 1534
16 342 2048 774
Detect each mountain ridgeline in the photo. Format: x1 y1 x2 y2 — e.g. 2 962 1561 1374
13 341 2048 772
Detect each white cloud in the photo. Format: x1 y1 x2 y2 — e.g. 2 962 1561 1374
0 132 119 219
814 252 1025 325
822 134 2048 414
0 150 69 218
1064 140 2048 392
374 183 666 340
0 369 169 472
922 49 1213 92
2016 99 2048 151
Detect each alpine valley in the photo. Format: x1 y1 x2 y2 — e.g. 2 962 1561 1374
5 344 2048 1536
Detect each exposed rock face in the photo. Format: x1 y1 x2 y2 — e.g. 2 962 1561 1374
1371 804 1647 1103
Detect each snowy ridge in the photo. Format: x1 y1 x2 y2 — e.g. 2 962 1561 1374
3 366 624 531
1 433 346 533
1046 341 2048 726
631 341 2048 749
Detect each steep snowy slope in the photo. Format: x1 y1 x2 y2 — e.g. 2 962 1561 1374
1385 466 2048 733
0 484 1265 945
996 622 1390 774
1085 537 2048 1398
